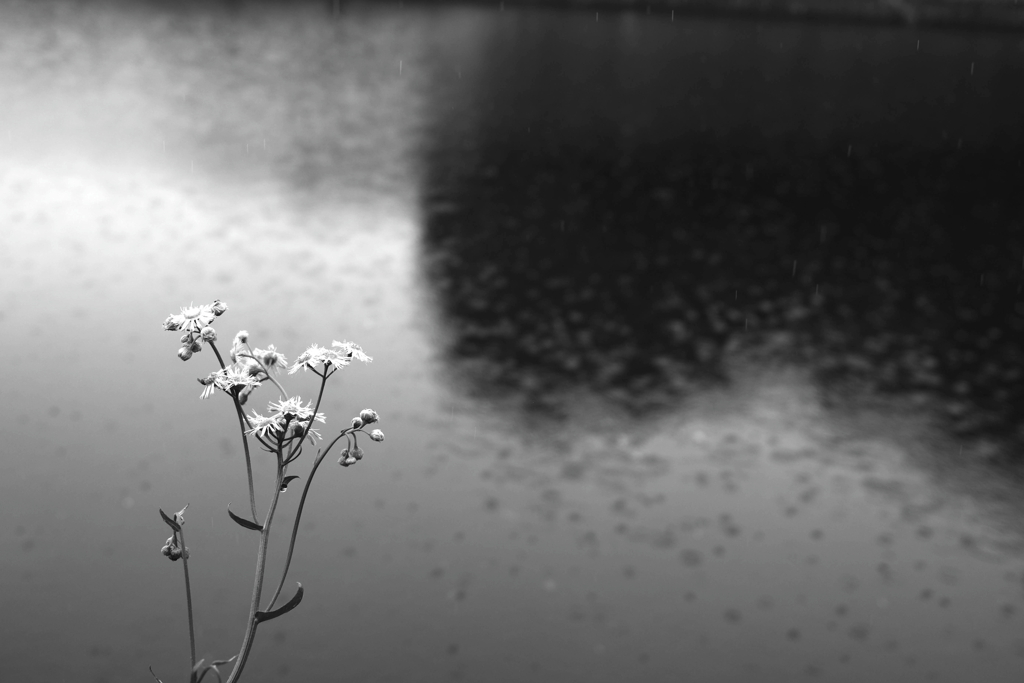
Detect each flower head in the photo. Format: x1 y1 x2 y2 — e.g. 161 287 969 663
200 364 262 399
369 429 385 443
162 301 226 359
267 396 325 424
246 412 285 438
332 340 372 364
289 344 342 374
163 302 219 335
288 340 371 374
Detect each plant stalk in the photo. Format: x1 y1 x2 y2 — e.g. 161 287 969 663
223 450 286 683
177 527 197 683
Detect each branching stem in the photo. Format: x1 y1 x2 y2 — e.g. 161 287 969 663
266 429 348 611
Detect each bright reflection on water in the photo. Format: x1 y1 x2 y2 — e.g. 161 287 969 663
1 2 1023 682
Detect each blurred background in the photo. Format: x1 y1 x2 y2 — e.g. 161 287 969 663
1 1 1024 681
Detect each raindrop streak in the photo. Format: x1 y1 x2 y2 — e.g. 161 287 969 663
971 62 975 76
792 260 797 277
917 40 920 50
399 60 403 75
847 144 852 157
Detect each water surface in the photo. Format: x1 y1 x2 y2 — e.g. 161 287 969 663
1 2 1023 682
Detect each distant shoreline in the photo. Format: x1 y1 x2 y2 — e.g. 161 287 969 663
383 0 1024 31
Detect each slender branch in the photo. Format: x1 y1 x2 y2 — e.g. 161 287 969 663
176 527 197 683
283 370 330 464
211 341 261 524
265 429 349 611
233 402 259 524
223 436 287 683
239 348 289 399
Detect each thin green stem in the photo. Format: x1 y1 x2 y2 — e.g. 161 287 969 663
265 429 348 611
176 527 197 683
223 460 286 683
210 341 260 524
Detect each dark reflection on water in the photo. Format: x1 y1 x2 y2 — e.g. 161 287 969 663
420 13 1024 441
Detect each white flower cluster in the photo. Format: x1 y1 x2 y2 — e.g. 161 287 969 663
162 300 227 361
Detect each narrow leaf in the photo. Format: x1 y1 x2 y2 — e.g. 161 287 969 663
280 475 300 492
210 656 237 667
192 659 206 672
228 506 263 532
255 583 304 624
158 508 181 532
149 666 165 683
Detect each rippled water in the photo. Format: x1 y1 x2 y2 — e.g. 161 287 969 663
2 2 1024 682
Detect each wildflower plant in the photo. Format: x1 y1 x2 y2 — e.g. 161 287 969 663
154 300 384 683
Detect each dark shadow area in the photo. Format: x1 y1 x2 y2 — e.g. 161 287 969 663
418 15 1024 444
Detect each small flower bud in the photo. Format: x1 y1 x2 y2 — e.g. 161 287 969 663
338 456 351 467
235 330 249 344
345 456 357 466
351 417 364 429
180 333 191 344
201 326 217 342
370 429 385 442
351 447 364 461
161 544 172 556
178 346 194 361
189 341 202 354
211 300 228 316
359 409 378 424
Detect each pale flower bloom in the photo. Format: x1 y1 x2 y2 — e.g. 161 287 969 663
288 340 371 374
332 340 372 364
288 343 344 374
246 412 284 438
267 397 326 424
163 302 218 335
200 364 262 399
